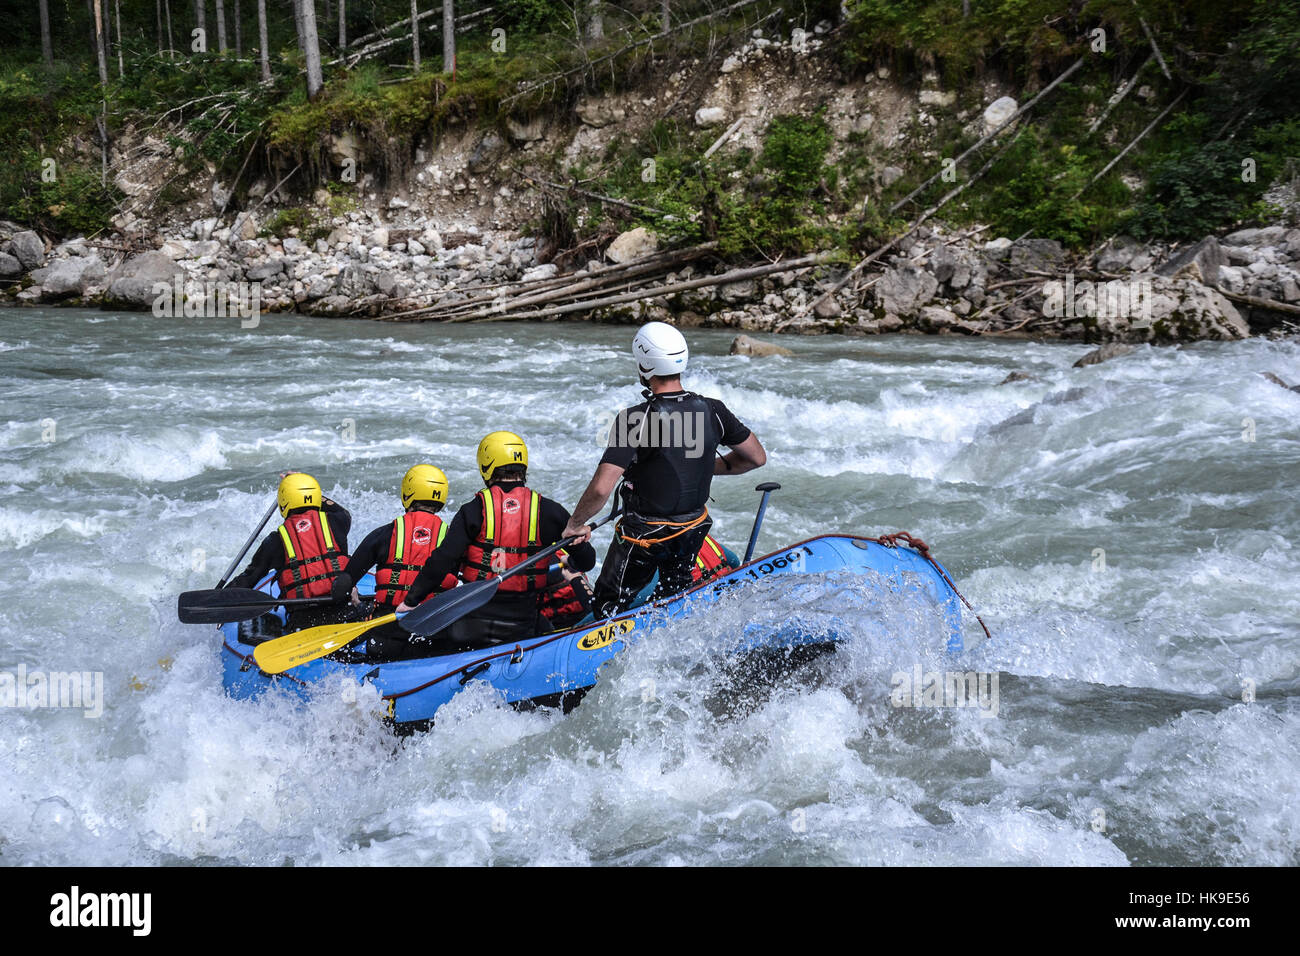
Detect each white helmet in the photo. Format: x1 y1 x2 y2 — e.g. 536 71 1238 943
633 322 689 382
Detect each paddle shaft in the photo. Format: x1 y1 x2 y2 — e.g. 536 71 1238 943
216 497 280 588
743 482 781 563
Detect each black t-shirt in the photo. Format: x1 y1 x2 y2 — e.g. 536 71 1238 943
600 390 751 517
403 481 597 607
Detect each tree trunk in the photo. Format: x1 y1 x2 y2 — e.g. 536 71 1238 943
257 0 269 80
442 0 454 75
92 0 110 85
410 0 420 70
165 0 175 57
660 0 669 35
234 0 242 53
585 0 603 41
338 0 345 48
195 0 205 41
156 0 163 53
115 0 124 76
39 0 54 64
298 0 324 100
214 0 227 50
292 0 304 56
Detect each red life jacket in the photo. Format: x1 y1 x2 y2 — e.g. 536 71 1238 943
374 510 457 608
690 534 733 584
460 485 547 593
538 549 589 625
277 509 349 600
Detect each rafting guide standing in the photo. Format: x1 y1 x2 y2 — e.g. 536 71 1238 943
564 322 767 617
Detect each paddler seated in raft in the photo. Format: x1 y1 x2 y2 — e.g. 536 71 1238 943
328 464 460 660
537 548 596 632
395 431 597 648
563 322 766 618
228 472 353 632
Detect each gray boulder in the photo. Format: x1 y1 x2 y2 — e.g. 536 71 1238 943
0 252 20 277
10 231 45 270
41 256 105 300
1009 238 1065 274
1157 236 1226 286
246 259 287 281
875 264 938 316
104 250 184 308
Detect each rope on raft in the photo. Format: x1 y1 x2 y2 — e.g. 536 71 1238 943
874 531 993 642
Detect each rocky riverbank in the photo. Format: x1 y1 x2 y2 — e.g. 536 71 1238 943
4 211 1298 343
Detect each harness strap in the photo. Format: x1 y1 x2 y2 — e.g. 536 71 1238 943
618 508 710 548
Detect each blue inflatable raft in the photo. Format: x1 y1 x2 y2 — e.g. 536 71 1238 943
220 533 977 730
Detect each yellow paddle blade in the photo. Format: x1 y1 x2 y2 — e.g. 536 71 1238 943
252 613 397 675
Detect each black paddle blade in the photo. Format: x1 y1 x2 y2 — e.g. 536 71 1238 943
178 587 277 624
398 579 500 635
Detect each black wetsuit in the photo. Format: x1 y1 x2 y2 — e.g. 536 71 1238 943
592 390 751 617
404 480 597 649
229 499 352 631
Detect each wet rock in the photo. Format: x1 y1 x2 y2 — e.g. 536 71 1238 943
998 371 1035 385
1073 343 1134 367
1260 371 1292 389
730 334 793 357
0 252 20 277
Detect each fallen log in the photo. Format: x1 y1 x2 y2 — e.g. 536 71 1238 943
1215 287 1300 317
422 252 835 323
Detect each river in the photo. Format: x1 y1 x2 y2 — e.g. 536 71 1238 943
2 307 1298 865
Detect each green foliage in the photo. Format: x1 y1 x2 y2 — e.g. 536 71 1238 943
1125 114 1300 239
0 145 120 236
499 0 567 32
261 207 329 242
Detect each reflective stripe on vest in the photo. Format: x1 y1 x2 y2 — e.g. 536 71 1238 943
277 509 348 600
374 511 451 607
691 534 730 582
461 485 546 592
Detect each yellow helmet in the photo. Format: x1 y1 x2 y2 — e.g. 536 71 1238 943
476 431 528 483
277 472 322 517
401 464 449 509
